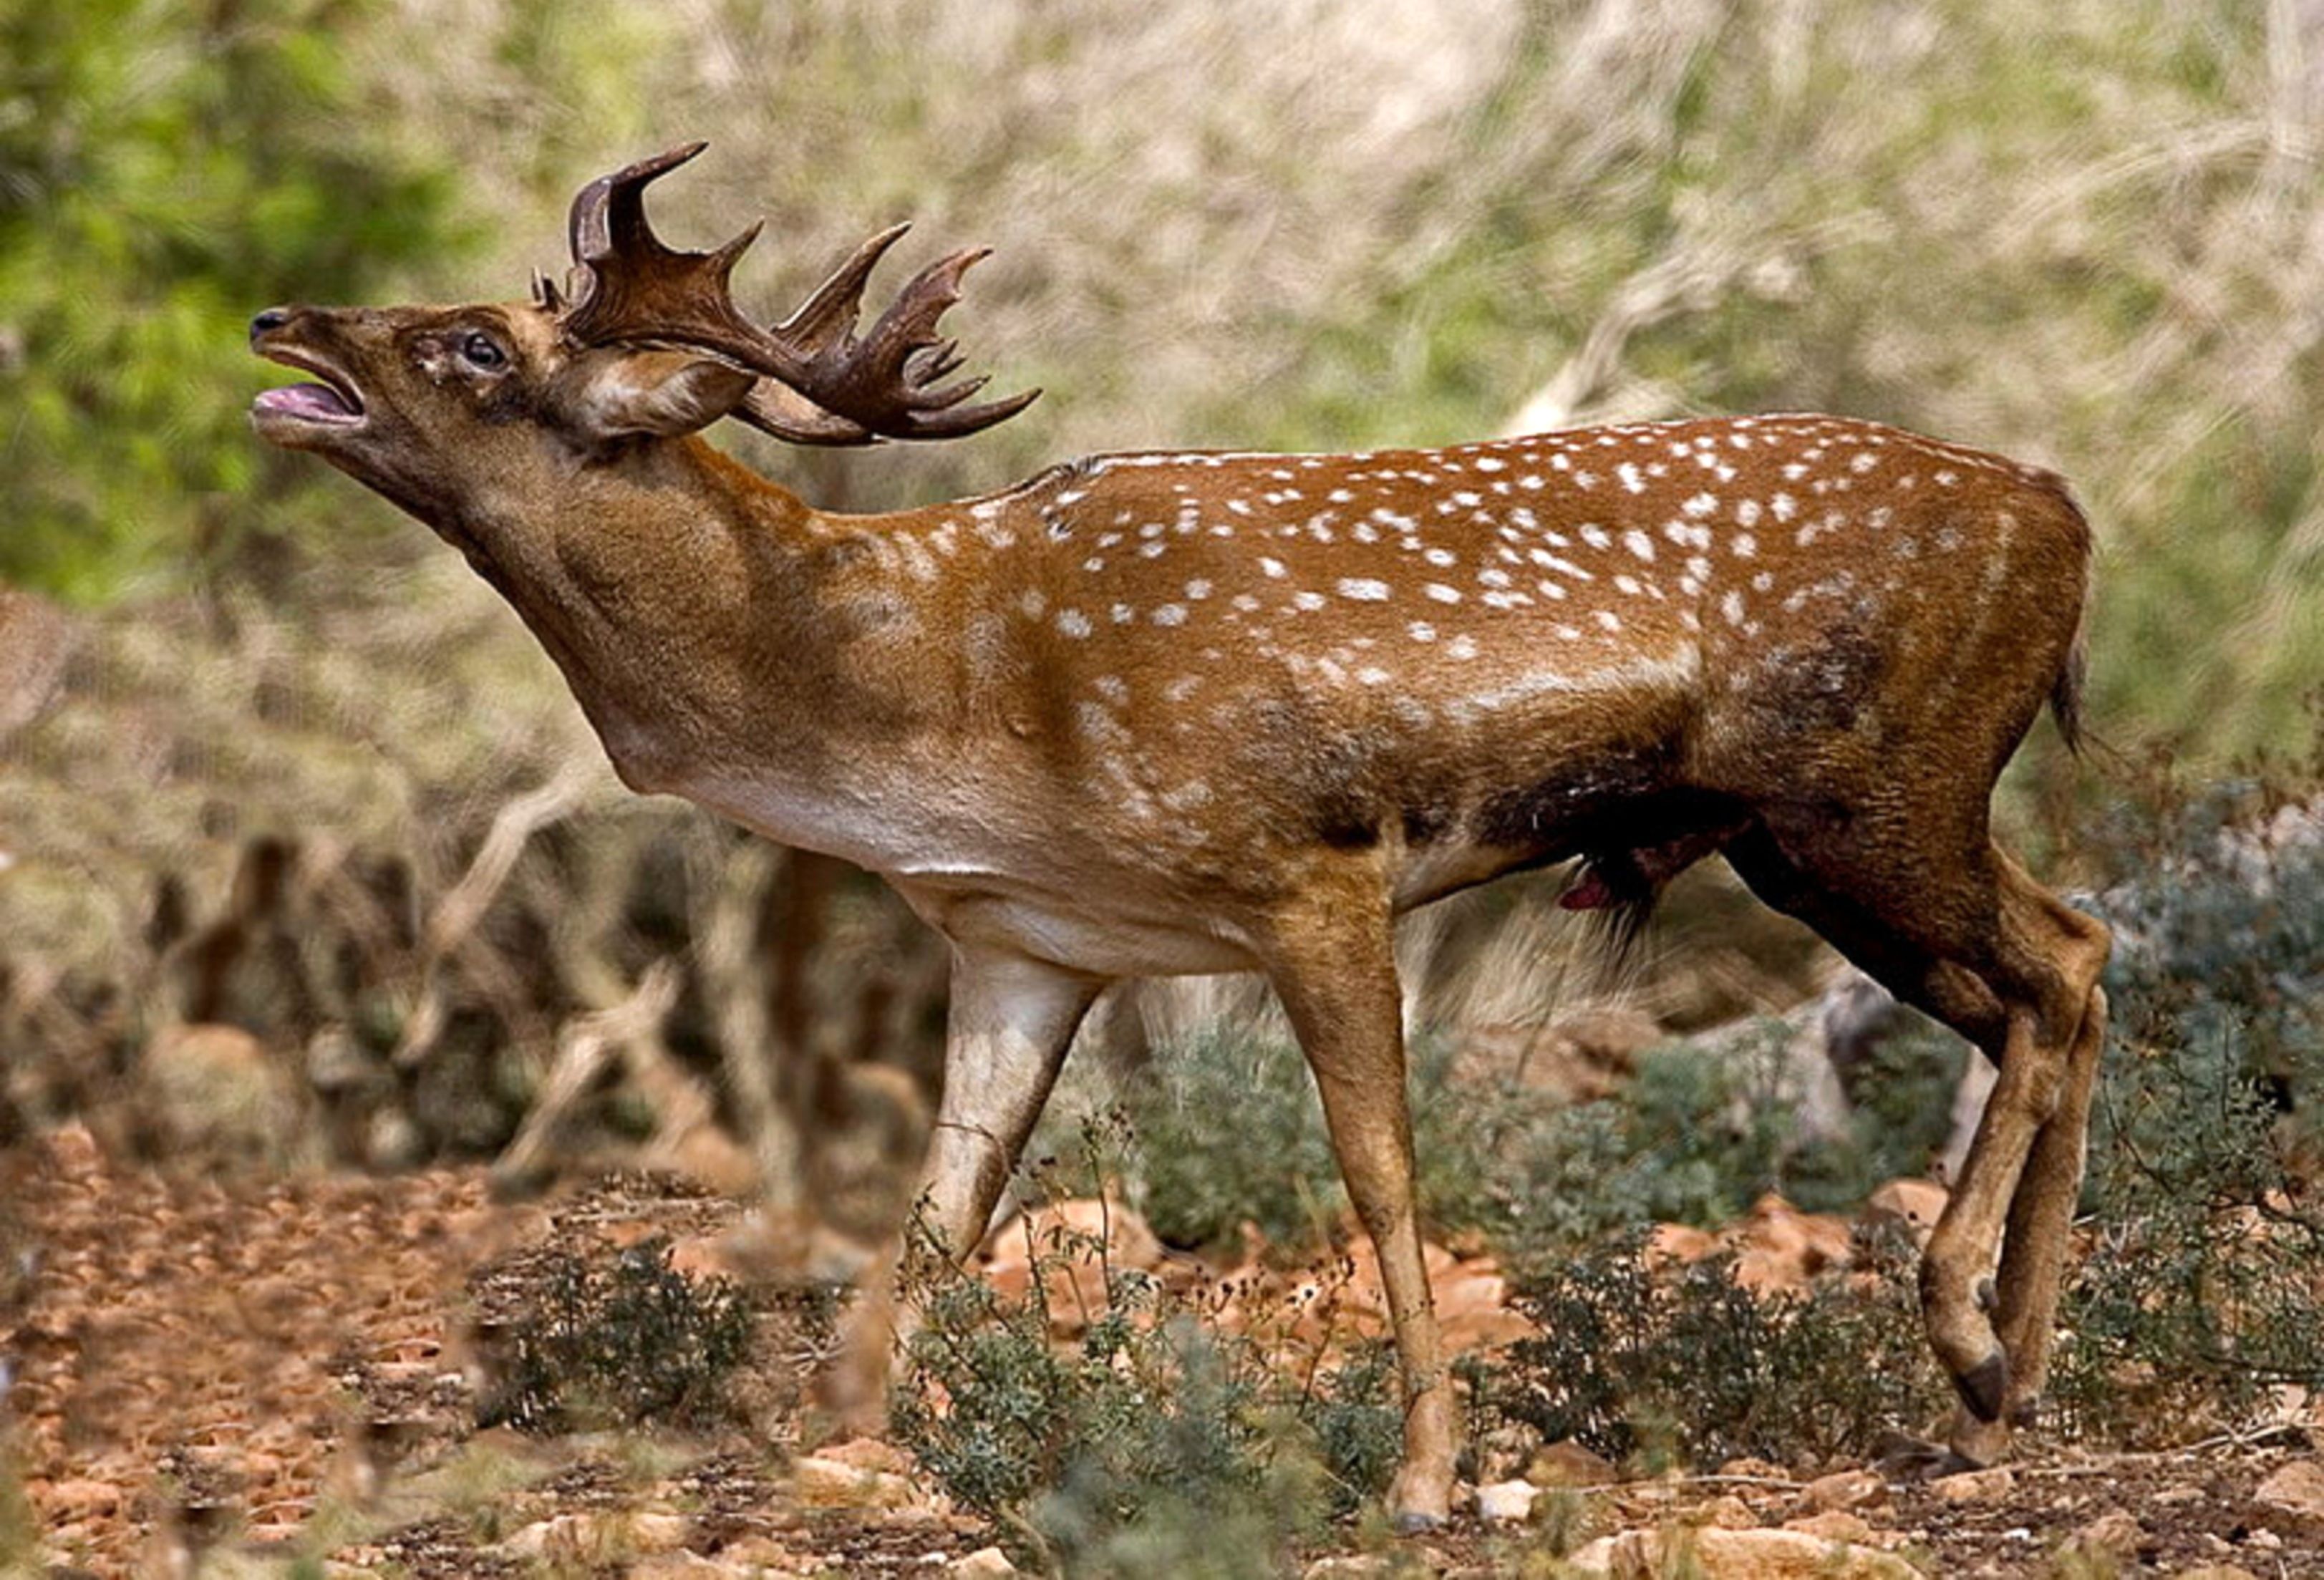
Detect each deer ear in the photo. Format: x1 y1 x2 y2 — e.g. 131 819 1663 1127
568 348 757 441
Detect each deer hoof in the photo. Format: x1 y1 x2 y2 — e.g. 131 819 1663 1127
1873 1430 1982 1480
1952 1349 2010 1423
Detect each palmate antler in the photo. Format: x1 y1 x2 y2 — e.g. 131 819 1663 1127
552 142 1038 445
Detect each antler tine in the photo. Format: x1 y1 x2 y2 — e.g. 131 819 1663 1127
554 144 1037 442
772 223 912 354
787 246 1041 439
560 142 793 375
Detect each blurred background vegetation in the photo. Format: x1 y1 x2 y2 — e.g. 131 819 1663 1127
2 0 2320 1186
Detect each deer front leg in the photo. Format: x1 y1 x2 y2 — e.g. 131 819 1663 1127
1260 876 1457 1532
822 943 1103 1429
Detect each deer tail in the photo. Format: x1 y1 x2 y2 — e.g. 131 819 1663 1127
2050 611 2089 757
2049 484 2098 757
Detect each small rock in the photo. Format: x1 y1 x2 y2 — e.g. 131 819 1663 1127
1605 1526 1919 1578
1530 1438 1619 1487
793 1454 920 1511
1476 1478 1541 1523
1302 1558 1392 1579
951 1546 1018 1577
500 1516 589 1559
2247 1528 2282 1551
1564 1536 1617 1576
1929 1465 2015 1503
1647 1223 1719 1266
1718 1457 1790 1480
2254 1458 2324 1521
626 1512 692 1553
39 1478 125 1520
2070 1508 2144 1556
1861 1179 1947 1244
820 1436 914 1475
1690 1493 1758 1528
1784 1510 1875 1544
1803 1468 1886 1512
630 1556 750 1579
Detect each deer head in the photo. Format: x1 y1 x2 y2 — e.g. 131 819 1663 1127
249 142 1035 529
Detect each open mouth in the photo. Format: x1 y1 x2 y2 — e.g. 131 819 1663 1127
252 348 365 427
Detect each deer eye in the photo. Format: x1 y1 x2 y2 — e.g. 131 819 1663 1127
459 331 507 369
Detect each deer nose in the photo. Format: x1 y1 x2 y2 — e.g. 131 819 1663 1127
249 307 293 342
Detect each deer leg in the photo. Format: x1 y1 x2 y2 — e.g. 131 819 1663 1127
914 944 1107 1259
1259 876 1456 1532
820 944 1103 1429
1949 861 2110 1461
1726 825 2105 1457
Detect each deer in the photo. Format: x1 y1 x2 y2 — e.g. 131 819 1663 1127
249 143 2110 1527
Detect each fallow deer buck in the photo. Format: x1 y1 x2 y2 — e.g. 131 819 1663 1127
251 144 2109 1526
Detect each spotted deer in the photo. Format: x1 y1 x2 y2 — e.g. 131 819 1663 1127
250 145 2109 1526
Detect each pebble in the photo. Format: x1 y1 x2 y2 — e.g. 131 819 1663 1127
2254 1458 2324 1520
1803 1468 1886 1511
792 1455 921 1511
1476 1478 1541 1523
1929 1465 2015 1503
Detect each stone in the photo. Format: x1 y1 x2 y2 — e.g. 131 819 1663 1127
1647 1223 1719 1266
1607 1526 1920 1579
1529 1438 1618 1487
1861 1178 1947 1244
978 1197 1163 1335
1691 1493 1758 1528
39 1478 125 1521
2254 1458 2324 1521
2069 1508 2144 1557
1476 1478 1541 1523
1929 1465 2015 1503
793 1453 920 1511
819 1436 915 1475
1783 1510 1876 1544
1803 1468 1887 1512
951 1547 1018 1577
1564 1536 1618 1576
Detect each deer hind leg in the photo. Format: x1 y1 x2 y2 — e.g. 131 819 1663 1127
1725 823 2108 1460
1259 874 1456 1531
820 944 1103 1430
1955 859 2108 1461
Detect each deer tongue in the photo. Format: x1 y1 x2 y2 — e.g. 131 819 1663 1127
253 382 360 422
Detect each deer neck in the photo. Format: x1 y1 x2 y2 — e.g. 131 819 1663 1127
457 438 966 833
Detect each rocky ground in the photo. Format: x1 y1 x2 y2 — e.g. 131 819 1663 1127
5 1125 2323 1579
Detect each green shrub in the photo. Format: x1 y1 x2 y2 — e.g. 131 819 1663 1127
475 1237 755 1434
889 1176 1402 1574
1474 1226 1942 1471
1113 1034 1347 1257
2048 760 2324 1440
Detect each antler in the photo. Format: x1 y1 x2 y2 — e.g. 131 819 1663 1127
558 142 1038 445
